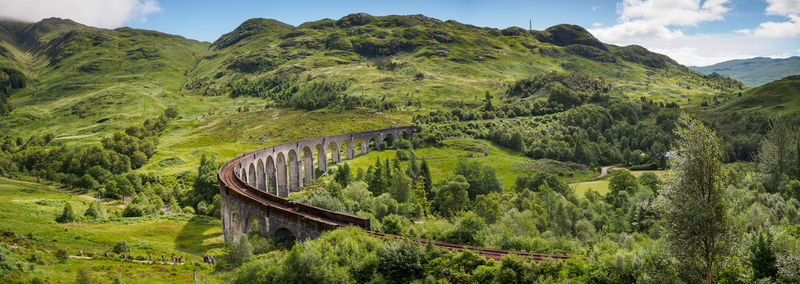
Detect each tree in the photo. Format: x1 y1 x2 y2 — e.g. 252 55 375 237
56 202 75 223
168 196 182 213
78 174 96 189
113 241 130 254
192 154 219 208
473 194 501 224
130 151 148 169
758 117 799 192
639 172 661 193
748 229 777 280
606 169 638 209
412 175 430 216
389 169 412 203
334 163 352 188
84 202 106 219
420 160 432 197
228 234 253 267
381 214 409 235
368 157 387 195
454 158 502 200
432 175 470 218
510 131 524 152
483 91 494 111
661 113 733 284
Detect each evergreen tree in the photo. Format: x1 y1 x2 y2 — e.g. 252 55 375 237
56 202 75 223
420 160 432 199
192 154 219 208
483 91 493 111
413 175 430 216
368 157 386 195
748 229 777 280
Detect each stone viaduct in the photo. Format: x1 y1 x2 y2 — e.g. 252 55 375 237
218 126 414 241
218 126 575 261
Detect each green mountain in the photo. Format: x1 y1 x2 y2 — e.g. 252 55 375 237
691 56 800 87
721 74 800 114
0 17 208 143
0 14 747 173
187 14 741 109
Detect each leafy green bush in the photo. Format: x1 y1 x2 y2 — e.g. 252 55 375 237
56 202 76 223
112 241 129 254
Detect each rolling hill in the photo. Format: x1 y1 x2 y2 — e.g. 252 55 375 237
0 14 747 173
691 56 800 87
721 74 800 114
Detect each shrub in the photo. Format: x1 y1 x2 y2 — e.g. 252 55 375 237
55 249 69 263
112 241 130 254
56 202 76 223
183 206 196 214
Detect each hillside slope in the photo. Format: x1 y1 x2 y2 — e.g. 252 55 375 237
691 56 800 87
0 18 208 144
187 14 742 109
0 14 749 174
721 75 800 114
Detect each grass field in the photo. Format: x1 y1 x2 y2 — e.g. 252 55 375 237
570 168 668 196
0 179 226 283
332 138 593 190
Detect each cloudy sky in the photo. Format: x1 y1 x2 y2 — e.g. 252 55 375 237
0 0 798 66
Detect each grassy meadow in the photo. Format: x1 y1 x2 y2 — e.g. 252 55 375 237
0 179 225 283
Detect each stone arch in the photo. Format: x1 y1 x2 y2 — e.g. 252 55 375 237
383 132 395 148
240 168 247 183
399 130 411 140
316 143 327 173
302 146 314 185
274 227 296 244
276 153 288 197
248 163 257 187
326 141 340 164
368 135 381 151
288 149 300 192
256 159 266 191
245 214 261 235
265 155 277 195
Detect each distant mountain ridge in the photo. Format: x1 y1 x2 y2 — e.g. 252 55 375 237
691 56 800 87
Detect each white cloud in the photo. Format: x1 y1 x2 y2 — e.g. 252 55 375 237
737 1 800 38
593 22 603 27
739 14 800 37
0 0 161 28
592 5 601 11
621 33 797 66
589 0 731 41
766 0 800 16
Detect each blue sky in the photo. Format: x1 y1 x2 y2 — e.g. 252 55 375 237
1 0 799 66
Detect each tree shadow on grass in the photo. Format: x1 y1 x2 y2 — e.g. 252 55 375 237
175 216 224 255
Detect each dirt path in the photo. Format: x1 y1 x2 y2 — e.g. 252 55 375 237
599 166 612 178
0 176 125 208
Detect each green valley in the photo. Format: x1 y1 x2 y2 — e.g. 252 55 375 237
0 11 798 283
